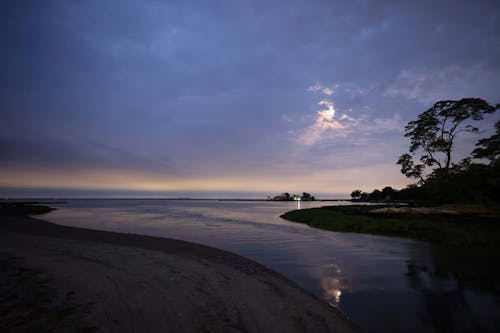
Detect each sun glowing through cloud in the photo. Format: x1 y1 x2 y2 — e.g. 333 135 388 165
298 83 358 146
318 107 337 124
318 101 336 119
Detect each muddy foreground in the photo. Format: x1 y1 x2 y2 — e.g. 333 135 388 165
0 215 360 333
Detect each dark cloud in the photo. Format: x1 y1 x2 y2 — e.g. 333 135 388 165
0 133 173 174
1 0 499 194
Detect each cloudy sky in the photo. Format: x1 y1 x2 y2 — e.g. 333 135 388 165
1 0 499 198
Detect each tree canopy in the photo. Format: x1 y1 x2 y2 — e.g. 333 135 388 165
351 97 499 204
270 192 315 201
397 98 498 182
350 189 362 199
472 120 500 165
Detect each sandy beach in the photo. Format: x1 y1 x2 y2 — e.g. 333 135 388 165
0 214 360 333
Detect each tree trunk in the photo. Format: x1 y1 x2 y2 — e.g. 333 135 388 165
445 147 451 175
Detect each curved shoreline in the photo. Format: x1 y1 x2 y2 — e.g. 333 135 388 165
0 214 361 332
281 205 500 251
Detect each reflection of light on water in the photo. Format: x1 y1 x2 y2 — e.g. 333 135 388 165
328 263 342 273
321 276 343 305
332 289 342 303
294 196 301 209
320 258 346 305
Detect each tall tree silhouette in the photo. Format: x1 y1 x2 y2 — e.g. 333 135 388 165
397 98 498 182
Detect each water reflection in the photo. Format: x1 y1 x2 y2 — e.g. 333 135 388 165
318 258 345 305
405 247 500 332
42 199 500 333
322 276 343 304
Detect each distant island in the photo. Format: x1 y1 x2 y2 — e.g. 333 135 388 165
268 192 315 201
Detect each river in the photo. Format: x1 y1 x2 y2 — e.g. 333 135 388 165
43 199 500 332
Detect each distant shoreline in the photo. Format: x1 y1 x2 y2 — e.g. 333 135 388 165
0 213 360 333
0 197 352 202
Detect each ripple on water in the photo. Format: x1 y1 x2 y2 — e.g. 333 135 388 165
44 199 500 333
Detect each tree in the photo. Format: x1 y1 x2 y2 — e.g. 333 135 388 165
397 98 498 182
472 120 500 165
369 189 382 201
350 189 362 199
381 186 396 199
301 192 314 201
396 154 426 183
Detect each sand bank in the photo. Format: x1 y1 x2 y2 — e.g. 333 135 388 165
0 215 360 333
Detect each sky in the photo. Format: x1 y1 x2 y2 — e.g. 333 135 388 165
1 0 500 198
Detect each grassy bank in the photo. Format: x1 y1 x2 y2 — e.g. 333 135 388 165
281 205 500 250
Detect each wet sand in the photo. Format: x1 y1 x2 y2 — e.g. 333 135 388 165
0 214 360 333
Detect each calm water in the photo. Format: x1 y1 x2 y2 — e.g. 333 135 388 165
42 199 500 332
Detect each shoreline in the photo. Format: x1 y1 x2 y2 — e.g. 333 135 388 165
281 205 500 251
0 214 360 333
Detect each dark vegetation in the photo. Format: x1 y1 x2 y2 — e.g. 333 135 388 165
352 98 500 204
0 202 56 215
281 205 500 251
268 192 315 201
